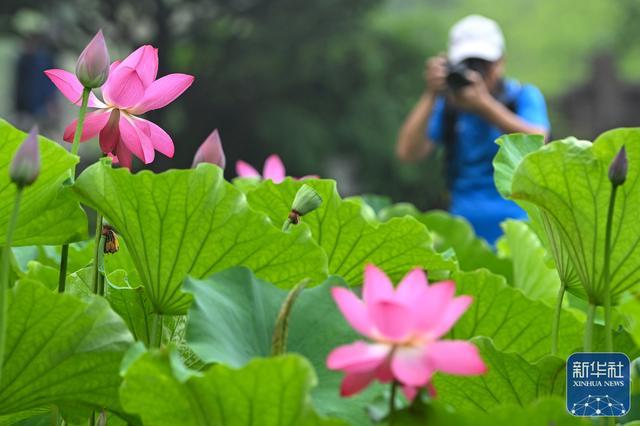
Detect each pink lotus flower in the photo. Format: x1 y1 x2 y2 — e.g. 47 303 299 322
327 264 486 400
236 154 286 183
192 129 225 169
236 154 317 183
45 45 194 168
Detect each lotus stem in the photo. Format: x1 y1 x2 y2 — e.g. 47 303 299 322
603 184 618 352
584 303 597 352
0 189 24 384
91 214 104 294
57 247 69 294
151 313 163 348
551 281 565 356
57 245 69 293
271 280 308 356
70 87 91 160
58 86 91 295
389 380 397 425
50 405 60 426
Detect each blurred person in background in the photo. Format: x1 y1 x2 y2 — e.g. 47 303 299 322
14 32 58 133
396 15 550 244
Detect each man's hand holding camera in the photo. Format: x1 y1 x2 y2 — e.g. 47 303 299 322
449 70 492 112
424 55 448 96
424 55 491 113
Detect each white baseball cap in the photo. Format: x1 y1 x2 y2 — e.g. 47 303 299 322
448 15 505 65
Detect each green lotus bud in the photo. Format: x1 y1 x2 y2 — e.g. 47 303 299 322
608 145 628 187
10 126 40 188
75 30 110 88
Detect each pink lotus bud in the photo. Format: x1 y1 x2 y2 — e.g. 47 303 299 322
10 126 40 188
75 30 110 88
608 145 628 187
192 129 226 169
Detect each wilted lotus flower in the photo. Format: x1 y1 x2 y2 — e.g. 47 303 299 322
282 184 323 231
45 45 194 168
75 30 110 89
608 145 628 187
291 184 322 217
192 129 225 169
10 126 40 188
236 154 318 183
327 264 486 400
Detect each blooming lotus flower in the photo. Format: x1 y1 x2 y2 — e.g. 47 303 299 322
192 129 225 169
10 126 40 188
327 264 486 400
45 45 194 168
75 30 110 88
236 154 317 183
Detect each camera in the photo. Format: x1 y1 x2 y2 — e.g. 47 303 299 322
446 58 491 92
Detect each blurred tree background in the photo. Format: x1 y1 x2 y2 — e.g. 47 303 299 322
1 0 639 209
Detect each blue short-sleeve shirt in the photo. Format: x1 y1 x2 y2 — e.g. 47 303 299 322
427 78 550 243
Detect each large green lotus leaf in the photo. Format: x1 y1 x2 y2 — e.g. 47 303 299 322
419 210 513 282
493 133 546 199
0 280 133 415
0 408 49 426
119 350 345 426
393 397 587 425
451 270 639 360
62 264 152 345
510 129 640 303
99 238 153 343
0 119 87 245
494 134 584 298
245 178 455 284
15 261 59 290
105 270 153 345
497 219 560 303
72 162 328 314
183 267 378 425
12 242 94 275
103 238 141 288
529 206 583 296
375 201 421 222
433 338 565 411
612 295 640 352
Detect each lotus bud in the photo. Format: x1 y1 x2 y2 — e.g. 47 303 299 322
608 145 628 187
282 184 322 231
192 129 226 169
10 126 40 188
75 30 110 88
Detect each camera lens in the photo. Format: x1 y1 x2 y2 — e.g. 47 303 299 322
446 63 471 91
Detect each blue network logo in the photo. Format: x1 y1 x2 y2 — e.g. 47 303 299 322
567 352 630 417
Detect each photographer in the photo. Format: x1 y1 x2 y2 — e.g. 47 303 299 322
396 15 550 243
